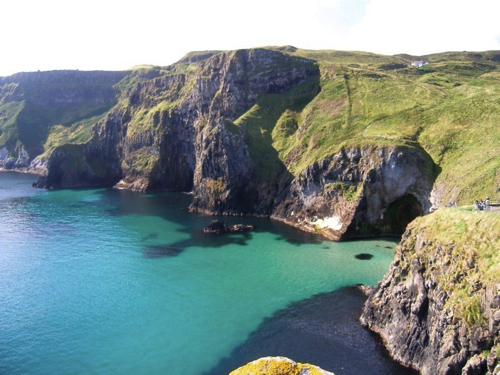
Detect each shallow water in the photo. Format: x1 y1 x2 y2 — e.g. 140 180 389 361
0 172 407 374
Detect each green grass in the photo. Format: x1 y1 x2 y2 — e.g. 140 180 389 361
269 46 405 67
248 62 441 176
16 101 116 158
455 293 486 327
39 112 109 161
123 151 159 175
233 75 320 182
2 47 500 206
0 71 125 160
408 208 500 326
416 207 500 271
324 182 362 203
177 50 223 64
253 50 500 204
0 101 25 150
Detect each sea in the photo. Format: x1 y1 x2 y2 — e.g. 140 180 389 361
0 172 414 375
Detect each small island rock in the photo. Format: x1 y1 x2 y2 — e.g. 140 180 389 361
203 220 254 235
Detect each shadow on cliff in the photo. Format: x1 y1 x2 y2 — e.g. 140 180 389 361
203 287 417 375
236 74 321 214
89 188 324 258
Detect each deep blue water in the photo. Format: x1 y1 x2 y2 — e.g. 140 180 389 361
0 172 409 374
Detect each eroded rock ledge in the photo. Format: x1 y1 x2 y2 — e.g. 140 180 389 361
271 145 434 240
361 208 500 375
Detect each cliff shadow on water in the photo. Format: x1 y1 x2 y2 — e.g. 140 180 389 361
85 188 325 258
204 287 417 375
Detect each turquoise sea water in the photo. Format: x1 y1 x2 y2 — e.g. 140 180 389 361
0 172 399 375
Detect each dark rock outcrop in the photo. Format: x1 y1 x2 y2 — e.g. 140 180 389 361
203 220 254 235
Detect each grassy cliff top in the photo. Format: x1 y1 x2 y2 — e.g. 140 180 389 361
407 207 500 327
414 207 500 274
2 47 499 206
227 48 500 205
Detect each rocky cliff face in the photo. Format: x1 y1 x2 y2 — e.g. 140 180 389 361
0 70 127 170
38 49 318 197
28 48 439 238
361 209 500 374
271 145 434 240
0 145 29 169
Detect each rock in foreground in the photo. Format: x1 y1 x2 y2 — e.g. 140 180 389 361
203 220 254 235
230 357 334 375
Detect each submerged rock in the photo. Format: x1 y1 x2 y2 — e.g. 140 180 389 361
355 253 373 260
230 357 334 375
203 220 254 235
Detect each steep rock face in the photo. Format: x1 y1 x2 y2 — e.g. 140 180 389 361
189 49 318 214
0 145 29 169
272 145 434 240
191 117 256 214
361 209 500 374
39 49 318 199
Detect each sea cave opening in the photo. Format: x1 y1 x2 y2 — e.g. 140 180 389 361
381 194 424 236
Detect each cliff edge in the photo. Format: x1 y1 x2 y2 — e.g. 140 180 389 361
361 208 500 374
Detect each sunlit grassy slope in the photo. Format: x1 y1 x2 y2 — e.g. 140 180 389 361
0 71 125 160
249 47 500 204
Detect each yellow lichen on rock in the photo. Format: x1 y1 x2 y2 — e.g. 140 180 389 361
229 356 334 375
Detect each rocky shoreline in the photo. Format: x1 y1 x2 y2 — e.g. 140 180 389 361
0 167 44 175
361 209 500 375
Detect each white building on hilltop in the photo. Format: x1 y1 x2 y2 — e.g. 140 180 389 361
411 60 429 68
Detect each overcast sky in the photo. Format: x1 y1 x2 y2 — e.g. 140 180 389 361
1 0 500 76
